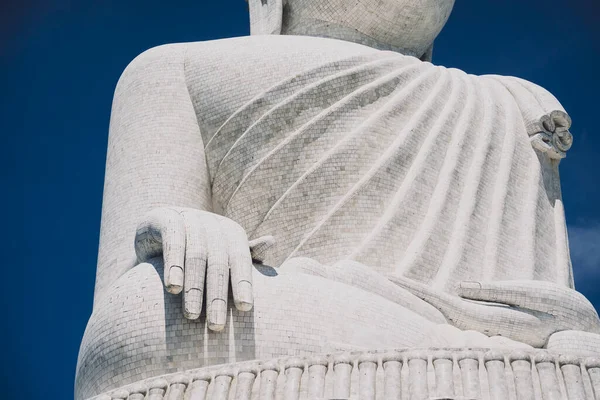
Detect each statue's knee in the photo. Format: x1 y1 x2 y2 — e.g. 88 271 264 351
76 262 166 399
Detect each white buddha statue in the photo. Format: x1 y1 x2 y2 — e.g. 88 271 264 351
75 1 598 398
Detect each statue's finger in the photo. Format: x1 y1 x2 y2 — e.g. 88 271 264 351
227 222 253 312
205 216 229 331
161 210 186 294
135 208 186 294
458 280 582 313
181 212 207 320
135 209 166 261
457 281 510 304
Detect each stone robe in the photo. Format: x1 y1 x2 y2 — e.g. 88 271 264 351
202 38 573 292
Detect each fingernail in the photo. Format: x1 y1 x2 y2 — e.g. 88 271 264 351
184 288 201 319
167 265 184 294
208 299 227 331
236 281 253 312
460 281 481 291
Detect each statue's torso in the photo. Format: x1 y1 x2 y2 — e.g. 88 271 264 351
76 36 586 399
186 35 571 291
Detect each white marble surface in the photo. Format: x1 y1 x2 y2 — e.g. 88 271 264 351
76 1 599 398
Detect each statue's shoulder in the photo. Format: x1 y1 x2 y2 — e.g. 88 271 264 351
123 35 417 94
481 74 562 107
184 35 383 73
183 36 399 132
424 68 573 159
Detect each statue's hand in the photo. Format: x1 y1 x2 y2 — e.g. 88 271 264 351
134 207 270 331
388 276 600 348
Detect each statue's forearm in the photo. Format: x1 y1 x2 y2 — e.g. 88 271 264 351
94 44 212 306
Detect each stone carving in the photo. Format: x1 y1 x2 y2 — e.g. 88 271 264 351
530 113 574 159
87 349 600 400
487 75 574 159
76 0 599 398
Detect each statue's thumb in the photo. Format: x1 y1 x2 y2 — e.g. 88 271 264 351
249 235 276 264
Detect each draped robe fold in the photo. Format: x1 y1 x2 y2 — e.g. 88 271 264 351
204 51 573 293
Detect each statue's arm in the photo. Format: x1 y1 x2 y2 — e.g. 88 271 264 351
96 43 266 330
95 44 212 306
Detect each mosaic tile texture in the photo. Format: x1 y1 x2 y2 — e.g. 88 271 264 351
77 1 599 398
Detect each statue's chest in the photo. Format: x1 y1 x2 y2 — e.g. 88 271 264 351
204 53 428 215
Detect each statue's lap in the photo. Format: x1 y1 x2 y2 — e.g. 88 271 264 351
75 258 445 398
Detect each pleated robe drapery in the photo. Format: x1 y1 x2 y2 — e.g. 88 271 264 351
204 52 574 293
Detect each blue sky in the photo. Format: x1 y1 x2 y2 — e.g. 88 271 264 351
2 0 599 398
